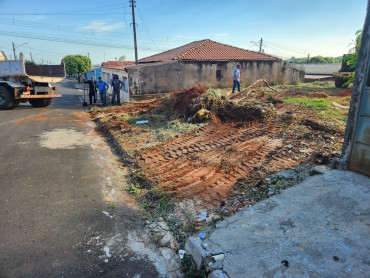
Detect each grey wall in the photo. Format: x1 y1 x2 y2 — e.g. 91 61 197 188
337 2 370 170
126 60 304 95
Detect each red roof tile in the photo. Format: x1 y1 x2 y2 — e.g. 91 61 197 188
139 39 280 63
101 61 136 70
106 61 120 66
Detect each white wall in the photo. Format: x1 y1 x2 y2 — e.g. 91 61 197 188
101 68 130 101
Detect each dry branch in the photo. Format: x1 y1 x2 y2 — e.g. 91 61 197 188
230 79 279 99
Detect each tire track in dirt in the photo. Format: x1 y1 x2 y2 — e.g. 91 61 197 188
137 123 293 206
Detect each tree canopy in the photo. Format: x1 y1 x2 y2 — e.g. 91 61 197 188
285 56 341 64
342 30 362 85
63 55 91 82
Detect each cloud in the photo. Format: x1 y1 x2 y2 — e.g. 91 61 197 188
79 21 125 32
33 15 46 21
214 33 229 37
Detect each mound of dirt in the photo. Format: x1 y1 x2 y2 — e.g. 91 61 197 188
189 94 270 123
152 84 206 118
100 115 130 133
309 92 328 98
173 84 206 112
335 89 352 97
90 101 160 117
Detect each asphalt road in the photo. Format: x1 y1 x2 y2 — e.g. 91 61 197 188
0 79 161 278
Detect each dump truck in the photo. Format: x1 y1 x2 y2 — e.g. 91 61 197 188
0 51 65 109
333 54 354 88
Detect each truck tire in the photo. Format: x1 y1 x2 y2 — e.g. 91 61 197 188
29 98 53 107
335 77 349 88
0 85 15 109
14 100 21 108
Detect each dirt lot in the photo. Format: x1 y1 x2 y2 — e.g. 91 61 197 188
88 80 350 237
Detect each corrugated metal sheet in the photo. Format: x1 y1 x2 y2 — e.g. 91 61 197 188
349 56 370 176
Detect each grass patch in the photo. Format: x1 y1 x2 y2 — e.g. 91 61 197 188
283 97 332 110
140 191 175 220
316 109 348 128
275 81 346 95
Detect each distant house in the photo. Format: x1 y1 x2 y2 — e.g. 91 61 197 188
126 39 304 95
293 64 341 80
86 67 102 80
101 60 121 67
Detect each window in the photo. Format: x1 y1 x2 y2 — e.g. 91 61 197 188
216 64 223 79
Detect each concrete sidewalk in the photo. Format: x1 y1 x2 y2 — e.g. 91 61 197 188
185 169 370 278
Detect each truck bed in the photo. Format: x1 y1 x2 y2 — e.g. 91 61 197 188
25 64 65 83
0 60 65 83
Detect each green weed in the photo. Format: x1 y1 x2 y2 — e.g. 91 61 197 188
125 183 142 195
107 203 117 210
181 254 207 278
283 97 332 110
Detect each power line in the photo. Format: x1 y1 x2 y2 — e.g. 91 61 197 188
0 13 129 15
0 30 166 51
137 7 160 53
0 17 132 39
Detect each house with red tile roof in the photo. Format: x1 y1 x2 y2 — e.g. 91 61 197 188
101 60 120 67
126 39 304 95
139 39 281 63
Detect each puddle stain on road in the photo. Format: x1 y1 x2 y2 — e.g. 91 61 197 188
13 116 73 125
39 129 92 149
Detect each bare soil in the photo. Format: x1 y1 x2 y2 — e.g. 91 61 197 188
89 82 348 213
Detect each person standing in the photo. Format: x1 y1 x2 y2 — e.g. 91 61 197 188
110 74 123 106
232 64 241 93
96 77 109 106
83 76 97 105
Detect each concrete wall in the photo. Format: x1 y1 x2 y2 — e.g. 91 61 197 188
337 2 370 171
126 60 304 95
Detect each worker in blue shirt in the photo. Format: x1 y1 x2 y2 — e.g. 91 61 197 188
232 64 241 93
111 74 123 106
96 77 109 106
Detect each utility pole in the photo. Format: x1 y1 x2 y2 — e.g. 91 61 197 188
12 42 17 60
259 38 263 53
307 54 310 63
88 52 91 69
130 0 138 65
42 58 44 64
30 52 34 63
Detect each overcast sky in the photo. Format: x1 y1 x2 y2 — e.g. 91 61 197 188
0 0 367 65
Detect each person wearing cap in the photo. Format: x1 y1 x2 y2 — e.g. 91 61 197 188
110 74 123 106
83 76 97 105
96 77 109 106
232 64 241 93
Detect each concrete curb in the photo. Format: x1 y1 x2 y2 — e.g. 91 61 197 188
185 169 370 277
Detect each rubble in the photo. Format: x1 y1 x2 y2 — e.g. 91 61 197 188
310 165 331 175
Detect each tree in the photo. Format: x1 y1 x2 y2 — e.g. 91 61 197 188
25 60 37 65
342 30 362 86
63 55 91 82
285 56 340 64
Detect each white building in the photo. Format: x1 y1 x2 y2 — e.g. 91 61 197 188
100 61 135 102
